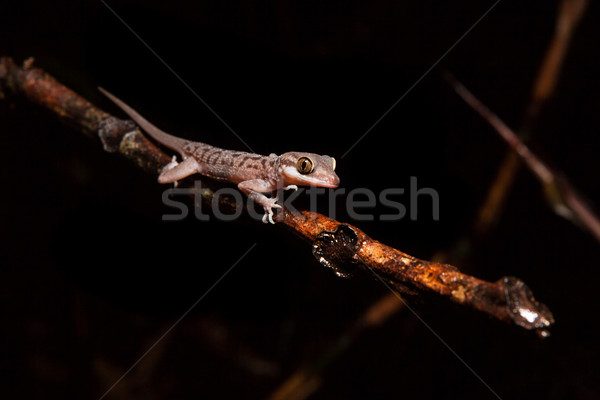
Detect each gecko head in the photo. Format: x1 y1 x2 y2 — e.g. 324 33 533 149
279 152 340 188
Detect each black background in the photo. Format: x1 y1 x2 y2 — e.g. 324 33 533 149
1 1 600 399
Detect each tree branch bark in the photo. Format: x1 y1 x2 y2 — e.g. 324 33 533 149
0 56 554 335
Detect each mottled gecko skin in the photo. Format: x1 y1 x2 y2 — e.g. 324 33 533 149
179 142 278 184
99 88 340 223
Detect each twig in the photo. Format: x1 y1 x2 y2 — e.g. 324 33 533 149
445 72 600 243
470 0 589 236
527 0 588 123
0 56 554 332
266 293 403 400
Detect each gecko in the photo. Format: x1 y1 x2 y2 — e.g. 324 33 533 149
98 88 340 224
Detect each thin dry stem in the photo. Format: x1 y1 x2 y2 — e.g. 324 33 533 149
471 0 589 236
446 72 600 242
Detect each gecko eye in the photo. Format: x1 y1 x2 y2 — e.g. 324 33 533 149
297 156 314 174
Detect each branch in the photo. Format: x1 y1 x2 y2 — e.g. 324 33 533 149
265 4 588 396
0 56 554 334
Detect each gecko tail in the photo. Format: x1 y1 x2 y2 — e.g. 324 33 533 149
98 87 187 153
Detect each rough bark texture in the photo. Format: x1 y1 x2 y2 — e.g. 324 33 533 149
0 56 554 335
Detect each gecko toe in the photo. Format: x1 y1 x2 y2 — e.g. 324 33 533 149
163 155 179 172
262 211 276 224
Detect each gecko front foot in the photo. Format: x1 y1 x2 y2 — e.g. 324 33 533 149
283 185 298 191
261 197 282 224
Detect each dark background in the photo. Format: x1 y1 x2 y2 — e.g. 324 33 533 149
1 0 599 399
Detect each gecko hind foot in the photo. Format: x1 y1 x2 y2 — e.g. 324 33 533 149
161 156 181 187
163 155 179 172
